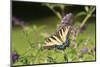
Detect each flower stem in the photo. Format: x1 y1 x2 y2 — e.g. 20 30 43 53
80 7 95 28
46 4 62 20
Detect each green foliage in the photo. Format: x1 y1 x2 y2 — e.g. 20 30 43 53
12 21 96 66
12 5 96 66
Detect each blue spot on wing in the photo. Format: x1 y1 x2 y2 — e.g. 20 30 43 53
55 36 70 50
55 44 65 50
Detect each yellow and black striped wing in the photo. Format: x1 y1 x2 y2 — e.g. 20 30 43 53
44 25 71 48
43 13 73 48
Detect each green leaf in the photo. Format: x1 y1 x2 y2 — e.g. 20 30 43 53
84 6 89 12
75 11 86 17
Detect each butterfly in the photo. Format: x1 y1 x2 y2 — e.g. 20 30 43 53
43 13 73 50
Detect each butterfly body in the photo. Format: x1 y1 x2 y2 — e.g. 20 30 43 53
43 13 73 50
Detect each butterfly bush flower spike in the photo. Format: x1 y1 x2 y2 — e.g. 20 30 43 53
12 52 19 63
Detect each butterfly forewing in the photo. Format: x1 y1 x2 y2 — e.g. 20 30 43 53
63 26 71 42
44 35 62 47
44 25 71 47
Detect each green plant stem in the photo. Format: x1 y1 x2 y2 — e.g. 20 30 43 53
61 7 65 17
46 4 62 20
80 7 95 28
72 7 95 48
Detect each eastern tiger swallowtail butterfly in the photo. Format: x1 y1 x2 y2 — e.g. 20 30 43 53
43 13 73 50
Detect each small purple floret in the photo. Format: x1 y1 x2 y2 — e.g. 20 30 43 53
80 25 87 33
81 48 88 53
12 52 19 63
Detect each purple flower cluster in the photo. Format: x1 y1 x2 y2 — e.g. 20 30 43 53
12 16 24 27
81 48 88 54
12 52 19 63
